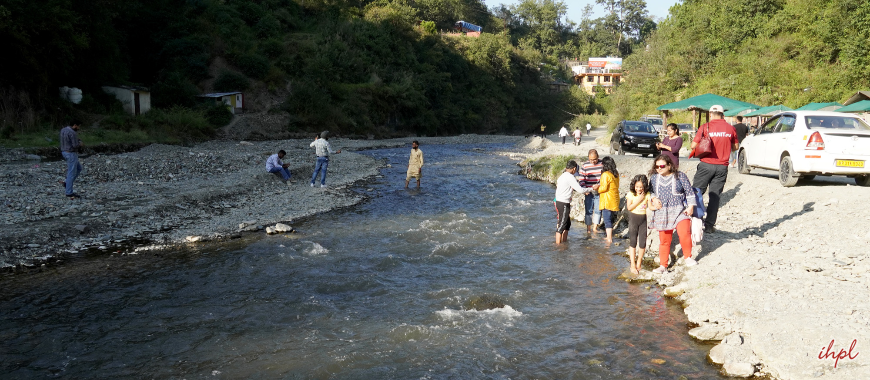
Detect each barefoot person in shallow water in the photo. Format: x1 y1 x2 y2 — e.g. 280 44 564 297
597 156 620 244
648 155 697 274
626 174 651 274
554 160 590 244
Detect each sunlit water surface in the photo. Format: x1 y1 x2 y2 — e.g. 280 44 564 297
1 144 723 379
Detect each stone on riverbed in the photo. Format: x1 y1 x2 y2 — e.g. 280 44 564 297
617 269 656 283
463 295 506 311
274 223 293 233
723 362 755 378
688 323 731 341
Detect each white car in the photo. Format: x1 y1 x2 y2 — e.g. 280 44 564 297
737 111 870 187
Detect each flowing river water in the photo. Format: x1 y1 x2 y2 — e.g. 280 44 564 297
1 144 725 379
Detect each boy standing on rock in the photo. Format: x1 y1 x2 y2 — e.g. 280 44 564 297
554 160 590 244
405 140 423 189
59 120 83 199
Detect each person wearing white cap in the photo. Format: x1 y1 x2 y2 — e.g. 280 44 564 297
690 105 738 233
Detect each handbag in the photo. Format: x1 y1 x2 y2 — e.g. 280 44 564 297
692 123 714 158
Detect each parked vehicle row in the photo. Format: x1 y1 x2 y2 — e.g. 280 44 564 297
738 111 870 187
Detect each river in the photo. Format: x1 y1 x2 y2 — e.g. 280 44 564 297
0 143 724 379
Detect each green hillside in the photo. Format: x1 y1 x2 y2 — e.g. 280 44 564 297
4 0 655 143
611 0 870 123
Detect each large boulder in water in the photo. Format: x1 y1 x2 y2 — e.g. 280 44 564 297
463 294 507 311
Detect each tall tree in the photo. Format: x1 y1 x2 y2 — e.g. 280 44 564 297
595 0 650 55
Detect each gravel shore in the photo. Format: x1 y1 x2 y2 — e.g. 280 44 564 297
518 129 870 379
0 134 522 269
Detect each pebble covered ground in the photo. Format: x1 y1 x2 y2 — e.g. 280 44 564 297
0 134 522 269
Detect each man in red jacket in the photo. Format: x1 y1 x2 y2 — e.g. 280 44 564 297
691 105 739 233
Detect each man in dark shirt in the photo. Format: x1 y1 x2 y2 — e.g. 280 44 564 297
60 120 83 199
730 116 749 167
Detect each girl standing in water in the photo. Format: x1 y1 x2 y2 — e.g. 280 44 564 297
625 174 650 274
648 155 697 274
597 156 620 244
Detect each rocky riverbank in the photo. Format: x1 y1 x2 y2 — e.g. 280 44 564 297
515 131 870 379
0 134 522 270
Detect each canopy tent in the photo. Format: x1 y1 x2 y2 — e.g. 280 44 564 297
656 93 759 112
795 102 842 111
835 100 870 113
723 106 757 117
743 105 793 117
655 93 760 130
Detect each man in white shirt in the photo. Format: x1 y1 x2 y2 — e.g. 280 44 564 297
554 160 590 244
265 150 292 184
572 128 582 145
558 125 569 144
586 123 592 136
310 131 341 188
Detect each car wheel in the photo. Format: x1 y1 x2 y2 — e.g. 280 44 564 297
779 156 799 187
737 149 750 174
855 174 870 187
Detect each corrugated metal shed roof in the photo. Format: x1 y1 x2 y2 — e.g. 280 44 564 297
198 92 242 98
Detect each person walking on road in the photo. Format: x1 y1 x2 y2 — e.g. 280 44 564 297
558 125 569 144
586 122 592 136
266 150 292 184
690 105 738 233
576 149 603 237
554 160 590 244
730 116 749 168
405 140 423 189
310 131 341 188
60 120 84 199
572 128 582 145
648 155 697 274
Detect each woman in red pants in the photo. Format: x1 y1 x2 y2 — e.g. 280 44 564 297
647 155 697 274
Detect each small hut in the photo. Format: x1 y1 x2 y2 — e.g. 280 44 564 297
102 85 151 115
198 92 245 114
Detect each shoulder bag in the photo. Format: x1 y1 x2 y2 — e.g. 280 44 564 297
692 123 714 158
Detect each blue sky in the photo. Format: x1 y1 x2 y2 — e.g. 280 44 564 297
485 0 680 24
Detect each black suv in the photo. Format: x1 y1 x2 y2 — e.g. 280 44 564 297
610 121 660 156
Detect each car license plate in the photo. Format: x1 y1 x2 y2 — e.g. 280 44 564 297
637 144 650 148
836 160 864 168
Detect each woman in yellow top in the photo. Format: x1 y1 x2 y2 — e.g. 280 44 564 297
597 156 620 244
